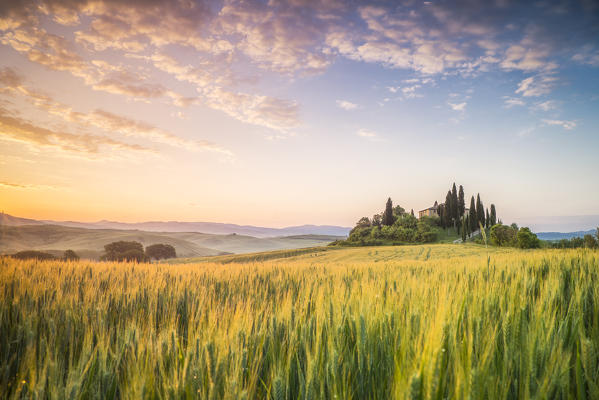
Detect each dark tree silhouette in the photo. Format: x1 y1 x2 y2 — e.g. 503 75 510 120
458 185 465 218
469 196 477 232
63 249 79 261
451 183 458 223
101 241 147 262
382 197 395 226
146 244 177 260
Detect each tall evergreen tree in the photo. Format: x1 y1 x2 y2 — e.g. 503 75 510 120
476 194 484 227
382 197 394 226
461 216 467 242
490 204 497 226
469 196 477 232
458 185 465 218
451 183 458 222
486 208 490 229
410 209 415 217
444 191 453 227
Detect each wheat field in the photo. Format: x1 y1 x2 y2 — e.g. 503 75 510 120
1 244 598 399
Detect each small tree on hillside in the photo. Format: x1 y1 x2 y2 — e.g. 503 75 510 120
372 214 382 227
485 209 490 229
461 216 467 242
101 241 147 262
63 249 79 261
382 198 395 226
146 244 177 260
410 209 415 217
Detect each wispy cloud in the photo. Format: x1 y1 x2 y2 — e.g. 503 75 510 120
534 100 558 112
0 181 60 190
448 102 467 111
336 100 358 110
0 107 155 159
503 97 525 108
515 75 557 97
356 129 382 141
542 119 576 130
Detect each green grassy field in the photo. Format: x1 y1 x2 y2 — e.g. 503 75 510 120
1 244 599 399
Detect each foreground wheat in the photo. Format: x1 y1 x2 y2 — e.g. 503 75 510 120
1 245 598 399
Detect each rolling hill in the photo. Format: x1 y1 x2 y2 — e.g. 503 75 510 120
0 224 344 259
0 213 351 237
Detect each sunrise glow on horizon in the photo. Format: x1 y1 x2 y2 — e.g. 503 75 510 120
1 0 598 228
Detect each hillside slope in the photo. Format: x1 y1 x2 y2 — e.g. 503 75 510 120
0 224 342 259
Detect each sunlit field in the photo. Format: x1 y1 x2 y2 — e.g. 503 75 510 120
2 244 599 399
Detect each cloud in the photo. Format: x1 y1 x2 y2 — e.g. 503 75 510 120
356 129 381 141
572 45 599 67
542 119 576 130
0 107 154 158
0 181 59 190
448 102 467 111
534 100 558 112
515 75 557 97
503 97 525 108
0 68 234 157
203 88 300 133
500 44 557 72
336 100 358 110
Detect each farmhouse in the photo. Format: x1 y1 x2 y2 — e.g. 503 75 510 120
418 201 469 219
419 201 441 218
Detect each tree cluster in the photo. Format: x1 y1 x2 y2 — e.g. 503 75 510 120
438 183 496 237
10 249 80 261
489 224 540 249
11 250 57 261
339 198 440 246
100 241 177 262
551 229 599 249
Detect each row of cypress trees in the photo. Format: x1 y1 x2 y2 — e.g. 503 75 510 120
438 183 496 233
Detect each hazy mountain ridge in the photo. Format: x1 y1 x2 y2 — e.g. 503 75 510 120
0 213 351 237
536 230 596 241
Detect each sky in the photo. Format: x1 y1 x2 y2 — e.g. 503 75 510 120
0 0 598 230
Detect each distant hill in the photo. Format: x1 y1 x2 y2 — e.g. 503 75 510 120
536 229 596 241
0 213 350 238
0 223 344 259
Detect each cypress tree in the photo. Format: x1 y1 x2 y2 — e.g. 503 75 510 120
485 208 490 229
461 216 467 242
477 194 484 227
383 197 394 226
490 204 497 226
469 196 477 232
444 191 453 228
458 185 465 218
410 209 415 217
451 183 458 222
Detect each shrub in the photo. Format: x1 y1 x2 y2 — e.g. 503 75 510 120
583 234 598 249
490 224 517 246
516 227 540 249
